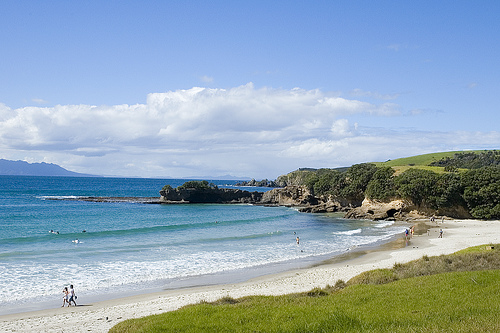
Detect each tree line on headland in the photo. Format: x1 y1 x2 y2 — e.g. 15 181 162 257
162 151 500 220
274 151 500 219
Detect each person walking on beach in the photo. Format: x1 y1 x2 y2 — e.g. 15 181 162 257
439 229 443 238
68 285 77 306
62 287 69 307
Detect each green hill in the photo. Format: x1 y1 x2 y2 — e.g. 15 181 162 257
373 150 486 174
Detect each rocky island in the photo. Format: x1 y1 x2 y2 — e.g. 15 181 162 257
159 180 264 204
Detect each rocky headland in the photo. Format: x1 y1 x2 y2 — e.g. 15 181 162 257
52 182 470 221
159 183 473 221
158 185 407 220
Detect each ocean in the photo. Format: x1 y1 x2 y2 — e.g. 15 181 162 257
0 176 407 315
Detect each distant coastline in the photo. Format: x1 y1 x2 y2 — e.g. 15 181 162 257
0 159 97 177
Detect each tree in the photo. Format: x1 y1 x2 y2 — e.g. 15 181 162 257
177 180 216 190
161 184 173 192
365 167 396 201
394 169 439 207
312 170 343 196
461 166 500 219
340 163 377 203
433 172 464 208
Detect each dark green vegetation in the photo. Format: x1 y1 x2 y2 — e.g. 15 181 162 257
235 179 280 187
277 150 500 219
109 245 500 333
429 150 500 170
177 180 217 190
161 180 217 193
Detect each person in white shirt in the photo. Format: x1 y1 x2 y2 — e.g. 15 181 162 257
68 285 77 306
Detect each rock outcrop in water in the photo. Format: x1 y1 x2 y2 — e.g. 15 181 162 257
159 184 320 207
159 186 264 204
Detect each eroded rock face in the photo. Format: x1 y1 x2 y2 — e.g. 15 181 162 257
298 200 343 213
344 198 407 220
260 186 318 206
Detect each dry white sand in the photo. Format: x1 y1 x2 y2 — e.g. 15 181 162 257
1 219 498 333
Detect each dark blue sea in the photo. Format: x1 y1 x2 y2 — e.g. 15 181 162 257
0 176 406 314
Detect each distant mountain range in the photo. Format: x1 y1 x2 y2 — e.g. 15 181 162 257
0 159 96 177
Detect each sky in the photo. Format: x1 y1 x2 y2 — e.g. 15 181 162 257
1 1 499 179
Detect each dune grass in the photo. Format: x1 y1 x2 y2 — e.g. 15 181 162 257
109 244 500 333
348 243 499 285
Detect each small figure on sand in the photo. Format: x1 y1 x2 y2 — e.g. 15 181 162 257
68 284 77 306
62 287 69 307
439 229 443 238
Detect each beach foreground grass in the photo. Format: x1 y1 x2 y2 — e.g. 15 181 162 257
110 245 500 333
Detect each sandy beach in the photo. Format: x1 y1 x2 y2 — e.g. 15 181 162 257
1 219 498 333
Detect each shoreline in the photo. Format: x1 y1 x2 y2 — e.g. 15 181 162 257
1 219 499 333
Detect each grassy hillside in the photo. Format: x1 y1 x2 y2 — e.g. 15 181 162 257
110 244 500 333
373 150 484 174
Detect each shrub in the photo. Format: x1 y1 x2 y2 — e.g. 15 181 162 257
365 166 396 201
211 296 239 305
461 166 500 219
161 184 173 192
177 180 216 190
394 168 440 207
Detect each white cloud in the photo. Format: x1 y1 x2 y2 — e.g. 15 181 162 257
200 75 214 83
330 119 354 137
32 98 49 105
0 83 499 178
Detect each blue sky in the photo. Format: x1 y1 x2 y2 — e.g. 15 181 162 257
0 1 499 178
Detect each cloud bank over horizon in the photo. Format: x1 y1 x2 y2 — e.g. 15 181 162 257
1 83 498 179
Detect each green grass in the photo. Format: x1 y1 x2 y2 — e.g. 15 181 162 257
109 245 500 333
348 243 499 285
373 151 481 167
372 150 484 175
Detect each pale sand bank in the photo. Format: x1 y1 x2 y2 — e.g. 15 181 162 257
1 219 498 333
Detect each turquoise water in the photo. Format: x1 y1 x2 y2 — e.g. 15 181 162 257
0 176 405 314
